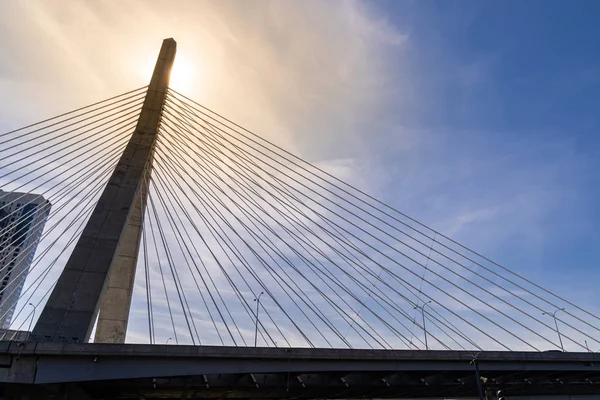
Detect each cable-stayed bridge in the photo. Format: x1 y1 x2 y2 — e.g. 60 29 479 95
0 38 599 399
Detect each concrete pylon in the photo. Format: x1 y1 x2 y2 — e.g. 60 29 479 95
94 169 151 343
33 38 176 343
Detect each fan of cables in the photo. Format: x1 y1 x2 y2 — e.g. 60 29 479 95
0 87 146 338
1 85 599 351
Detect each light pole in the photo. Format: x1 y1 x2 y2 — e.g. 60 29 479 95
166 337 172 345
413 300 431 350
543 308 565 351
414 300 432 350
27 303 36 342
254 291 264 347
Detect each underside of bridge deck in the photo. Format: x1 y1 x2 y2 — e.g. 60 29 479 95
3 371 600 399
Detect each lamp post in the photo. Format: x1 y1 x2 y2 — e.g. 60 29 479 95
166 337 172 345
254 292 264 347
27 303 36 342
414 300 432 350
542 308 565 351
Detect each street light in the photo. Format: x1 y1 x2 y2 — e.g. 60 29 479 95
542 307 565 351
254 291 264 347
166 337 172 345
414 300 432 350
27 303 36 342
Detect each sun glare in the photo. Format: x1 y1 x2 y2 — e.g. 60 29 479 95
138 48 202 95
169 53 196 92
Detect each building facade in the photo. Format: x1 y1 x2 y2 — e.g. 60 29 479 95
0 190 51 329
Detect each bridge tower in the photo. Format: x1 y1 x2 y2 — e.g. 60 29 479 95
32 39 176 343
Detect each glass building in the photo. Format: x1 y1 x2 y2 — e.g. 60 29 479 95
0 190 51 329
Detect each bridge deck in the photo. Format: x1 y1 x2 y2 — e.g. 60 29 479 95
1 342 600 398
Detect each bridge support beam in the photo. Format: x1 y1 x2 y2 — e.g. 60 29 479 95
32 38 176 343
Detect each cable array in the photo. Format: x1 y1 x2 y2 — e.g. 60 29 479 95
123 88 600 351
0 87 146 336
1 85 598 351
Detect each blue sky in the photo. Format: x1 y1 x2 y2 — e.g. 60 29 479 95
0 0 599 349
355 0 600 304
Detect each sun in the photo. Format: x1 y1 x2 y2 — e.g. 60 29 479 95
137 49 200 94
169 53 196 92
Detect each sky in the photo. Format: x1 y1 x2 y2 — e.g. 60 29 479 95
0 0 599 349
